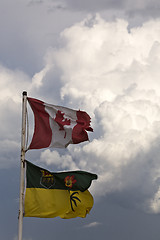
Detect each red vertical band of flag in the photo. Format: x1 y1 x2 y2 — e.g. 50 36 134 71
72 110 93 144
28 98 52 149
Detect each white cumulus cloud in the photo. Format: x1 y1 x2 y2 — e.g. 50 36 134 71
36 15 160 214
83 221 101 228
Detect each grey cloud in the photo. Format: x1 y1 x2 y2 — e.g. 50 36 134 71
27 0 44 6
26 0 160 27
64 0 125 11
53 0 160 27
0 140 20 168
64 0 160 15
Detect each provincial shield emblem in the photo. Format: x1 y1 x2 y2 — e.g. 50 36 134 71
40 170 55 189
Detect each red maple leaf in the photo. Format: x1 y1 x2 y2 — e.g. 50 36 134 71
54 110 71 132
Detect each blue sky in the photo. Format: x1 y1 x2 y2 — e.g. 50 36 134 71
2 0 160 239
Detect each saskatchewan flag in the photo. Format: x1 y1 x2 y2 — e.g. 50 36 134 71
24 160 97 219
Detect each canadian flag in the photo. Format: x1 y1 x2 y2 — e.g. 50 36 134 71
27 97 93 149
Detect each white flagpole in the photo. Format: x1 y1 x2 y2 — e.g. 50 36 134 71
18 91 27 240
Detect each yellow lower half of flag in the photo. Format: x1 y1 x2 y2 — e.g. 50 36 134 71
24 188 93 219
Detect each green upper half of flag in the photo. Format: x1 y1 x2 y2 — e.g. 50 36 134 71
25 160 97 192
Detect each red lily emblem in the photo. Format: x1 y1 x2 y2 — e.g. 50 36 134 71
64 175 77 188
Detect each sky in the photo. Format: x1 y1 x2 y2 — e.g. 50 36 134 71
2 0 160 239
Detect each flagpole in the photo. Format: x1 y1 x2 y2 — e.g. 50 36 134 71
18 91 27 240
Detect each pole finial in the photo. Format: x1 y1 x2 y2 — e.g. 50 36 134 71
23 91 27 96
